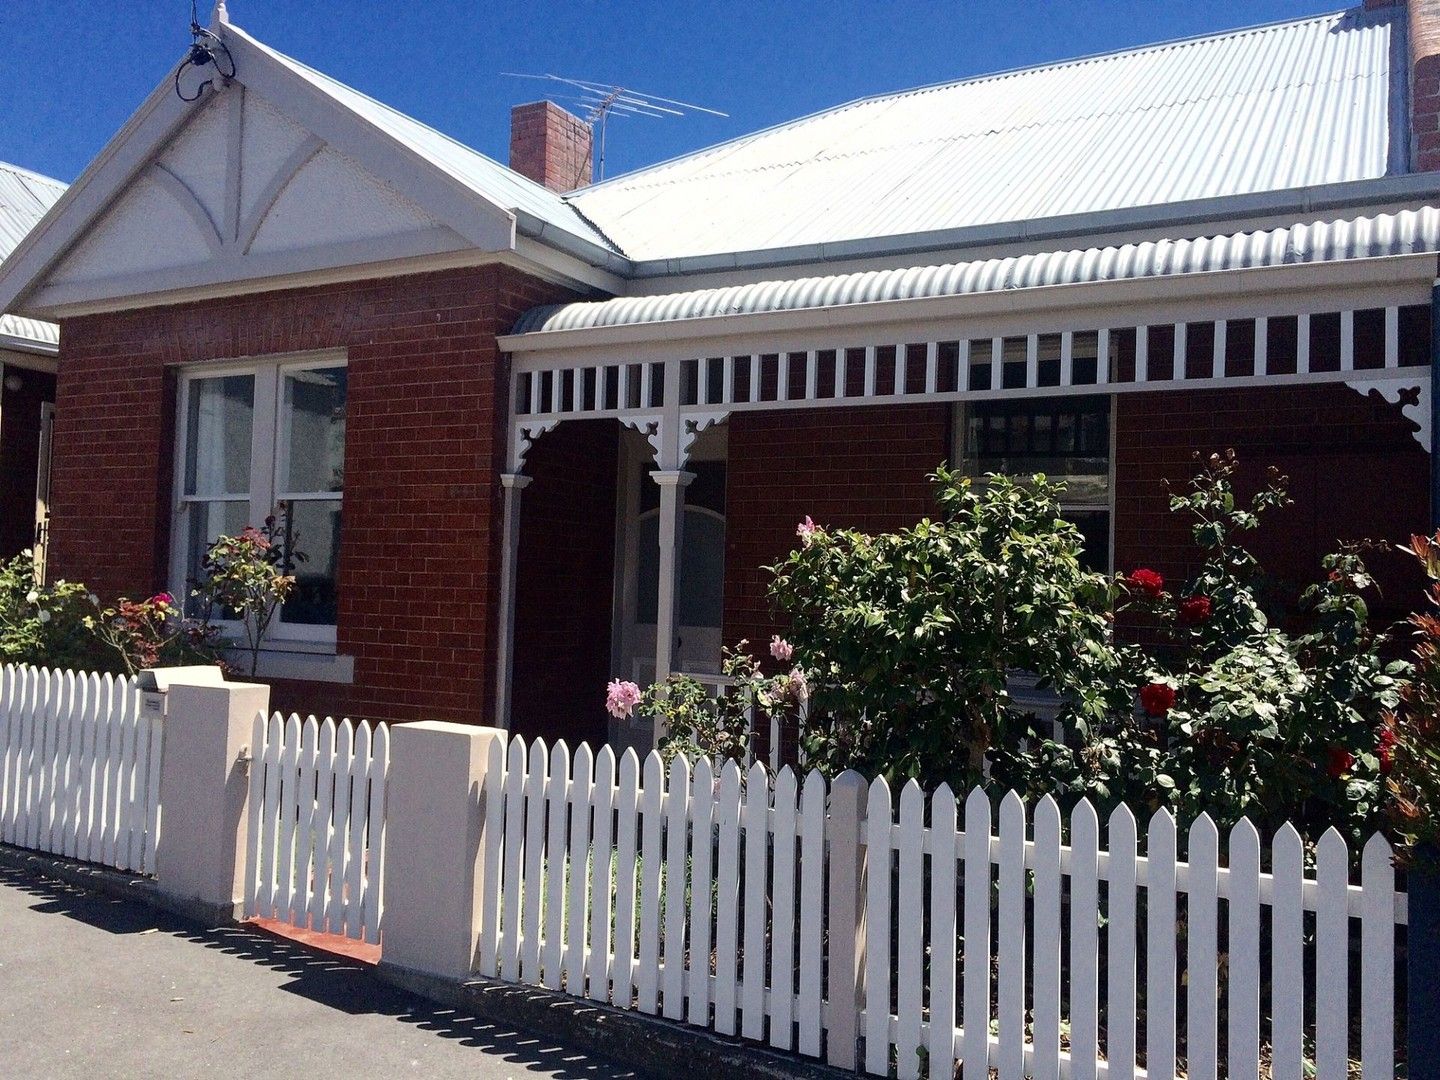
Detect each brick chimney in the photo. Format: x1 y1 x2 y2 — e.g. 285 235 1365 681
509 101 593 191
1406 1 1440 171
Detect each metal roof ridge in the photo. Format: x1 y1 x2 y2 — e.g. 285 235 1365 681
572 5 1371 197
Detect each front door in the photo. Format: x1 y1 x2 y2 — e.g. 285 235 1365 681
612 425 727 750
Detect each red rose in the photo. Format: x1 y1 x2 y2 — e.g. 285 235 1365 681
150 592 174 607
1127 568 1165 598
1139 682 1176 717
1377 727 1397 775
1177 595 1212 625
1325 746 1354 779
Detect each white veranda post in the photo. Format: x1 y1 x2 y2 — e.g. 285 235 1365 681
650 468 694 745
495 472 532 728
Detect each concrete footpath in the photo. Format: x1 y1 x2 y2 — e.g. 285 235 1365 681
0 866 639 1079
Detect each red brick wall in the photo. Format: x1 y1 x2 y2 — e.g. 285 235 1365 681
722 404 952 652
509 101 592 191
1113 384 1431 633
0 365 54 561
509 419 618 748
51 264 575 724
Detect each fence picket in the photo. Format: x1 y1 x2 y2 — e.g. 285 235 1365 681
1227 819 1261 1080
0 667 17 843
863 775 893 1075
637 751 665 1015
741 760 770 1041
521 737 549 985
343 721 372 939
75 673 99 863
1032 795 1062 1077
998 791 1028 1078
1187 814 1221 1080
1361 832 1395 1080
926 784 958 1075
257 714 283 917
274 714 302 917
1069 798 1099 1080
562 742 592 995
501 735 528 982
961 787 992 1080
116 680 140 871
308 718 337 930
291 716 320 925
769 766 798 1050
325 719 354 934
661 754 690 1019
360 722 387 944
54 670 77 855
687 757 716 1029
586 745 617 1004
894 779 925 1079
543 740 570 991
797 768 825 1058
141 700 163 875
478 729 506 977
1146 809 1178 1077
713 759 743 1036
1270 822 1304 1080
1108 804 1138 1080
1315 828 1350 1079
612 748 641 1008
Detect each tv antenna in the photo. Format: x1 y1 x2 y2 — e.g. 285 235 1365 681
502 73 727 181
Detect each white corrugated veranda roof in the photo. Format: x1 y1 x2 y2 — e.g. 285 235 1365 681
0 161 64 351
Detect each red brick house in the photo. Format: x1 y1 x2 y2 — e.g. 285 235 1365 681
0 1 1437 752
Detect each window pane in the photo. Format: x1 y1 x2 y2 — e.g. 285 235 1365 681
184 375 253 496
283 367 347 494
184 500 251 614
964 395 1110 503
278 499 341 625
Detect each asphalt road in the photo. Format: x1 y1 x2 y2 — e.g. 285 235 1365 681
0 866 640 1079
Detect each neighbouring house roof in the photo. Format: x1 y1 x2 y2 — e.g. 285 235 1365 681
511 204 1440 337
567 7 1406 263
230 25 621 258
0 161 64 351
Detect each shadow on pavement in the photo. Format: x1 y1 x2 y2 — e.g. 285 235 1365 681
0 866 641 1079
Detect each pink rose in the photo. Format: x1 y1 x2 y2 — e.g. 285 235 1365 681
786 667 810 705
150 593 174 607
605 679 642 720
769 635 794 662
796 516 819 546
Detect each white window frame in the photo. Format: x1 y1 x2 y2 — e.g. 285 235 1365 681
170 349 347 649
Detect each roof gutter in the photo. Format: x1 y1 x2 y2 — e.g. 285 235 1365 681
513 210 635 277
614 174 1440 280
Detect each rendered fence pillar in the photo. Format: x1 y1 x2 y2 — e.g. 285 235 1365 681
826 770 869 1069
494 472 531 728
379 720 505 980
1411 850 1440 1080
154 679 270 923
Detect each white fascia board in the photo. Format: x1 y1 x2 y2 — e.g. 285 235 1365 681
0 72 200 320
498 251 1438 361
0 347 58 374
222 28 516 254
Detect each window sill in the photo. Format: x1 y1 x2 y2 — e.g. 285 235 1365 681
221 646 354 685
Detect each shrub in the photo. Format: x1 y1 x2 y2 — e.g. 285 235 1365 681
1387 532 1440 862
0 551 103 671
769 467 1131 792
190 516 297 677
85 592 225 677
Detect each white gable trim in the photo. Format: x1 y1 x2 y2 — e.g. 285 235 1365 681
0 21 526 322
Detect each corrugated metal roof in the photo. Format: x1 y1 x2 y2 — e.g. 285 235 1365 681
230 25 622 256
568 7 1404 262
511 205 1440 336
0 161 64 350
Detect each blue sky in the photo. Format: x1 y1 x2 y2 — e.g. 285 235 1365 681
0 1 1344 185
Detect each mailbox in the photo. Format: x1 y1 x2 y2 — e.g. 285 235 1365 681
136 665 227 721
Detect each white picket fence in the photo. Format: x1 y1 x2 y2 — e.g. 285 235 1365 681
475 734 1407 1078
0 664 161 874
243 712 389 944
